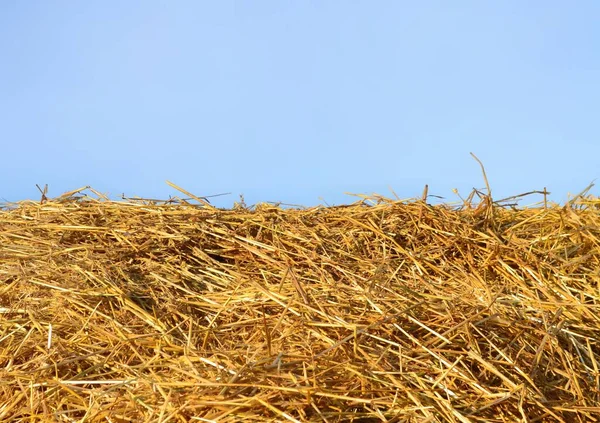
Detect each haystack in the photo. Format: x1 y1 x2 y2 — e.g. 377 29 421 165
0 185 599 422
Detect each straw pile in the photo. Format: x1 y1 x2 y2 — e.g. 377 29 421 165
1 186 599 422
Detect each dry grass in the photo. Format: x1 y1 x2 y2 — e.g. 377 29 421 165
0 186 599 422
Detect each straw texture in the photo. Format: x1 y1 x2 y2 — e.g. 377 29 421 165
1 188 599 422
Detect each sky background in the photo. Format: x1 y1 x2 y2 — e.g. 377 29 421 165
1 1 599 208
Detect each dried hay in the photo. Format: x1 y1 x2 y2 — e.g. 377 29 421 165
0 185 599 422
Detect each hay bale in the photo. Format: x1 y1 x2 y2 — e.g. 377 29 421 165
0 189 598 422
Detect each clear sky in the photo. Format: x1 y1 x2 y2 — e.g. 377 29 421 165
1 1 599 207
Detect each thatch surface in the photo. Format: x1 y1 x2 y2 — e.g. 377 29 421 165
1 189 599 422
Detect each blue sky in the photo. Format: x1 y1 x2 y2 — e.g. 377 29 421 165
1 1 599 207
